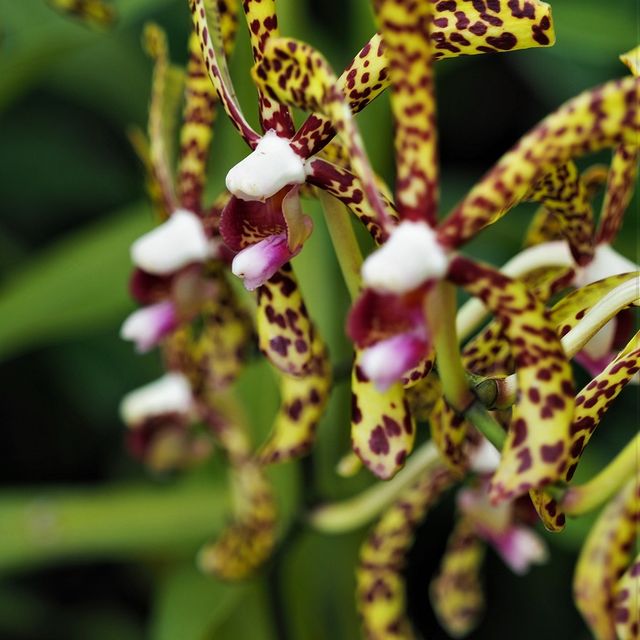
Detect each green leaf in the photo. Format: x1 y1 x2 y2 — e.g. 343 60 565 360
0 202 153 361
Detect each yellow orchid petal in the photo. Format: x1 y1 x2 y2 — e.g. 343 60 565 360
356 465 454 639
620 45 640 77
405 372 442 422
614 553 640 640
449 256 574 502
351 351 416 480
256 263 316 377
127 126 167 219
430 397 470 474
439 76 640 249
430 517 485 638
258 333 332 464
574 476 640 640
47 0 115 26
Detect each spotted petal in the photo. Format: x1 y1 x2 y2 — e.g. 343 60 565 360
430 516 485 639
356 465 453 639
256 263 315 376
438 76 640 249
372 0 438 225
448 256 575 502
531 331 640 532
430 397 471 474
574 477 640 640
258 333 332 464
47 0 115 25
189 0 261 146
614 553 640 640
351 352 416 480
143 23 185 215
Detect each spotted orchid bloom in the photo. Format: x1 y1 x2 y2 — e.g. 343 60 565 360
47 0 115 26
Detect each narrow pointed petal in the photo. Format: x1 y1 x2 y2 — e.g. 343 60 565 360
372 0 438 225
430 397 471 474
47 0 115 26
258 334 331 464
620 45 640 76
574 477 640 640
306 157 398 243
176 32 218 213
256 263 315 376
448 256 574 502
531 331 640 532
198 459 276 580
614 554 640 640
439 76 640 249
189 0 261 146
240 0 295 136
351 352 416 480
164 267 253 390
524 161 595 265
596 145 640 244
143 24 185 214
356 465 454 639
252 38 392 230
430 517 485 639
128 127 168 218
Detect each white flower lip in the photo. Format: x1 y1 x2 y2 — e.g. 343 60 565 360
225 130 306 202
575 243 638 288
120 372 194 427
131 209 212 275
361 220 450 294
120 300 176 352
469 437 501 474
231 233 292 291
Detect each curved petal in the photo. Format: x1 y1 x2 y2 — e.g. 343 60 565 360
252 37 392 230
596 144 639 244
240 0 295 136
351 352 416 480
256 263 315 376
143 23 185 214
372 0 438 225
189 0 261 146
574 477 640 640
531 331 640 532
127 127 168 219
429 397 471 474
438 76 640 249
430 517 485 639
448 256 575 503
47 0 115 25
356 464 453 639
614 554 640 640
177 32 219 213
258 333 332 464
405 372 442 422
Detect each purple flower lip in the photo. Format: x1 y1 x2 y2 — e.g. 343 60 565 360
120 300 178 352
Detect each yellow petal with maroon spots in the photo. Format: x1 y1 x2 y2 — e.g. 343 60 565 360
198 459 276 580
256 263 315 377
164 266 253 392
531 331 640 532
620 44 640 76
356 465 454 639
258 333 332 464
524 161 595 265
614 553 640 640
448 256 574 502
143 23 185 215
430 516 485 639
252 37 392 229
47 0 115 26
240 0 295 136
405 372 442 422
574 477 640 640
438 76 640 249
176 32 219 213
351 352 416 480
189 0 261 146
372 0 438 225
430 397 470 474
551 272 638 339
596 145 639 244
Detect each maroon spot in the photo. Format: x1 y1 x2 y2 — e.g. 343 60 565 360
351 394 362 424
369 426 390 455
540 441 564 463
395 450 407 466
269 336 291 356
383 416 402 437
516 448 532 473
288 399 303 421
512 418 527 447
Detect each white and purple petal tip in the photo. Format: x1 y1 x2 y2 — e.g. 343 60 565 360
120 300 177 352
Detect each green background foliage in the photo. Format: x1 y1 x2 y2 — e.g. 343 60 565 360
0 0 637 637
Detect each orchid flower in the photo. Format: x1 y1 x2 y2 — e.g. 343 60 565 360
47 0 115 26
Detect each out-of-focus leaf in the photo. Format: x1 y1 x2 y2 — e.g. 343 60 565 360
151 563 248 640
0 202 152 361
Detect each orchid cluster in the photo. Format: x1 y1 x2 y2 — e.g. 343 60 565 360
56 0 640 636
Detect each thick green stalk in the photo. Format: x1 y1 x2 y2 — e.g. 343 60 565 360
464 401 506 451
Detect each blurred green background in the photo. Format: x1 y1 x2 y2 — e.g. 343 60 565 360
0 1 637 638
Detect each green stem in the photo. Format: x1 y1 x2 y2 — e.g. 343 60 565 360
308 441 440 533
0 481 228 572
561 433 639 516
428 282 474 412
464 401 506 451
316 188 363 301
